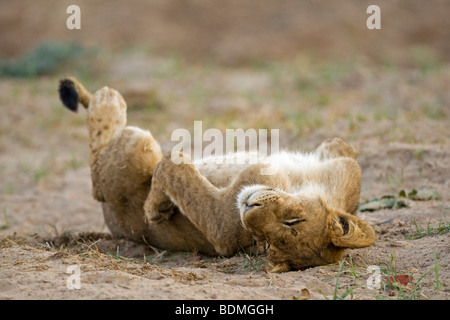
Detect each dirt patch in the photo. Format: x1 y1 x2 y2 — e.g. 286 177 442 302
1 118 448 299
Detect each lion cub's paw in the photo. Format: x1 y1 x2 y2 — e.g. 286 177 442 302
157 200 177 220
145 200 176 224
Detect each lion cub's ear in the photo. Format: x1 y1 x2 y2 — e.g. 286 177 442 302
326 210 375 248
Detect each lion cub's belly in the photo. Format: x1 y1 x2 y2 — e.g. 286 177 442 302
193 151 322 189
194 152 260 188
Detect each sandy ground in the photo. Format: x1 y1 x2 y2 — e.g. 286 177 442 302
1 142 448 300
0 1 449 300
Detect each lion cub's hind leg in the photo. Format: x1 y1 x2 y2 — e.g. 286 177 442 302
94 127 163 239
86 86 128 167
59 78 128 167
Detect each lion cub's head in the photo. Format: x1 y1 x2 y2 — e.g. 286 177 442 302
237 185 375 273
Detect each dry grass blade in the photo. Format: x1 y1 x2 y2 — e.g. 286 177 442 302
76 238 104 259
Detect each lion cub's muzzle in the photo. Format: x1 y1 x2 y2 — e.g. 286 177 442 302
237 185 284 242
237 185 274 220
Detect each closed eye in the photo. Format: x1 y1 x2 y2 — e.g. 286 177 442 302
283 218 305 227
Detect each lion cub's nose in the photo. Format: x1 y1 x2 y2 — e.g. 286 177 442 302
244 202 262 215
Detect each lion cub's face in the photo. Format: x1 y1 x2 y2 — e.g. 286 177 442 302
238 185 375 272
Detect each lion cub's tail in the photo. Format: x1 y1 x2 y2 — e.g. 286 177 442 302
58 77 92 112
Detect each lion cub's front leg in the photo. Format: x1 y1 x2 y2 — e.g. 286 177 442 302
144 162 176 223
144 153 253 256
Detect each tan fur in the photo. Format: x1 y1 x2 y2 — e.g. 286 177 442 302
61 78 375 272
67 76 92 109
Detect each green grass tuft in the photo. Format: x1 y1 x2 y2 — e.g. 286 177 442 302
0 41 84 78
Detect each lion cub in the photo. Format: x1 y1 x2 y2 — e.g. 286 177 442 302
59 78 375 272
